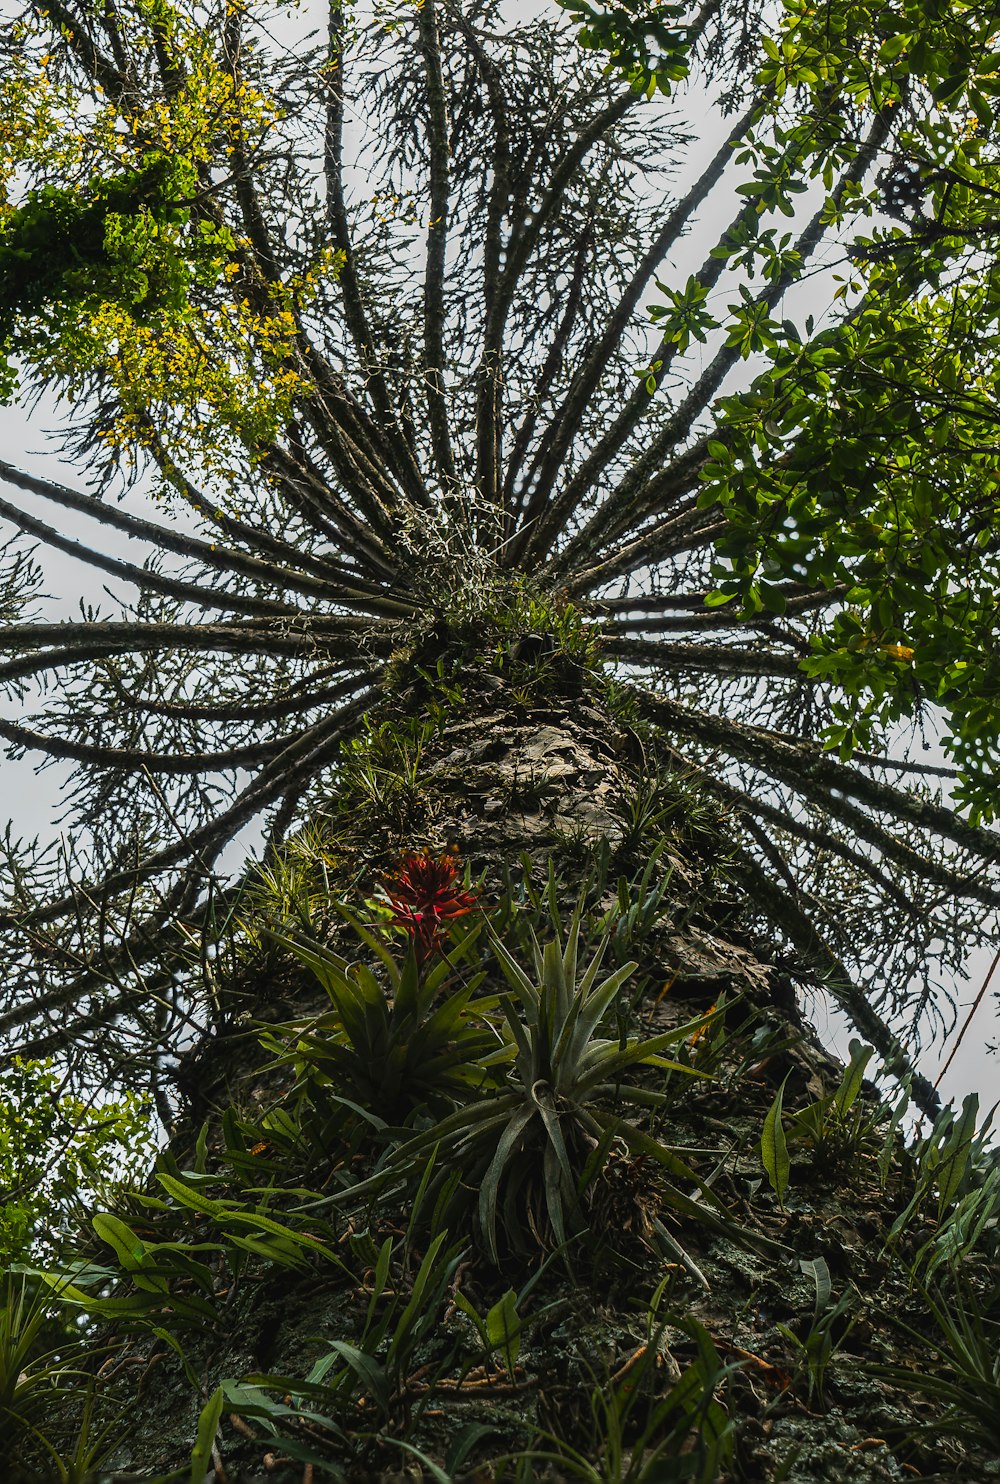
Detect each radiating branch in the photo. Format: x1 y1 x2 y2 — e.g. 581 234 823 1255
736 848 941 1118
509 105 755 563
417 0 458 489
639 690 1000 895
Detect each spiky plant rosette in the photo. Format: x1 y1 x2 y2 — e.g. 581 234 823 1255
350 898 736 1265
1 0 999 1118
259 858 499 1132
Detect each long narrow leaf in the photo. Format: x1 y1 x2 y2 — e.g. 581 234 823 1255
479 1102 537 1261
575 932 612 1001
389 1231 452 1363
563 901 582 998
189 1386 224 1484
834 1040 875 1118
761 1077 791 1207
533 1083 576 1204
936 1092 979 1218
325 1341 391 1416
557 959 636 1073
333 901 400 986
489 932 541 1012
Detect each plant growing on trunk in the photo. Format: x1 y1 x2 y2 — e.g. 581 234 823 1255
3 0 1000 1473
0 0 995 1116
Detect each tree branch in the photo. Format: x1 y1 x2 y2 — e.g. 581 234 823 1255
0 460 410 616
736 847 941 1118
509 104 755 562
417 0 458 489
639 689 1000 898
0 492 304 620
0 682 381 933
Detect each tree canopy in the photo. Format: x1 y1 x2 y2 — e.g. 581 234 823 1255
0 0 999 1098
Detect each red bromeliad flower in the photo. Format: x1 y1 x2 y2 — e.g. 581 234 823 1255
382 848 478 962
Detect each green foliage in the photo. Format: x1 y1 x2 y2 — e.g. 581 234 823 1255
872 1277 1000 1454
452 1285 523 1380
30 1141 351 1368
775 1257 855 1412
41 1139 470 1473
291 1223 465 1428
488 585 602 672
367 899 721 1265
910 1161 1000 1289
561 0 1000 814
1 154 212 311
609 760 729 875
760 1074 791 1207
274 713 441 857
0 1278 127 1482
558 0 692 97
241 861 732 1271
699 280 1000 815
242 820 348 931
0 153 239 404
404 581 603 704
0 1279 70 1449
4 0 1000 1471
0 1058 153 1267
648 274 714 358
0 0 996 1098
18 853 1000 1478
761 1040 880 1202
262 911 501 1125
889 1091 985 1251
508 1307 738 1482
0 5 328 484
667 0 1000 812
189 1385 225 1484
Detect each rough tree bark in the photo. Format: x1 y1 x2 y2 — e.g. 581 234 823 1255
63 651 992 1484
2 1 999 1477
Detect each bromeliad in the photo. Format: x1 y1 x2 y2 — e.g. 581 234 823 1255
381 849 479 963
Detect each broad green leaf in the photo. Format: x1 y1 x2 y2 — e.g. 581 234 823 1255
833 1040 875 1119
92 1212 147 1268
157 1169 230 1218
485 1288 521 1374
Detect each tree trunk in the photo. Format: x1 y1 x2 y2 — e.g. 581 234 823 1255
43 659 996 1483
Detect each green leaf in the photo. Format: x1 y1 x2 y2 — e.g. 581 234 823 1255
479 1102 537 1261
190 1384 225 1484
936 1093 979 1218
452 1288 489 1346
485 1288 522 1375
801 1254 832 1315
366 1236 393 1333
324 1340 391 1416
92 1211 147 1267
222 1209 346 1269
389 1230 453 1363
157 1169 230 1218
879 33 911 61
833 1041 875 1119
761 1077 791 1206
445 1423 502 1478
